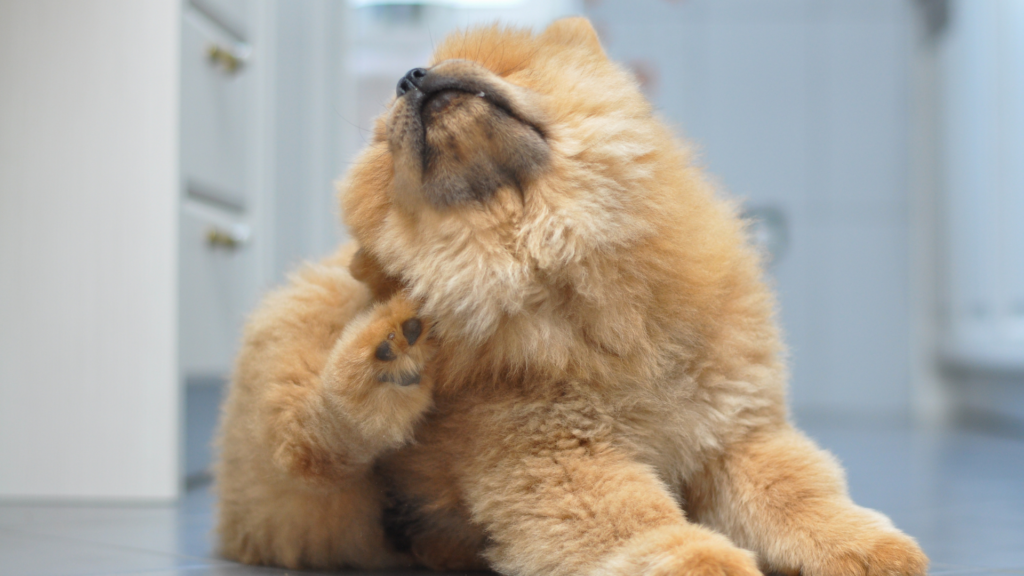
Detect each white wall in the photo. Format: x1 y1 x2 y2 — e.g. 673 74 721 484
0 1 181 500
268 0 350 282
587 0 915 418
939 0 1024 423
907 0 951 423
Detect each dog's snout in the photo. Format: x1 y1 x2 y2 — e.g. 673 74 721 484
396 67 428 97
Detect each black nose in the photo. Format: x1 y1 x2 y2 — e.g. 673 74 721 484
396 67 427 97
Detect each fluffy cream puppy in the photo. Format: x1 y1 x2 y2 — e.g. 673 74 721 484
215 18 928 576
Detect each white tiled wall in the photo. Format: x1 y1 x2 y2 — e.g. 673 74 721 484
941 0 1024 372
940 0 1024 422
586 0 914 415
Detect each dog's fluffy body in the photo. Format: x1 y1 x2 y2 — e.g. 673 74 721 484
215 19 928 576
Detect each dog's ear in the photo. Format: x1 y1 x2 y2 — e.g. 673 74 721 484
541 17 604 55
350 248 403 302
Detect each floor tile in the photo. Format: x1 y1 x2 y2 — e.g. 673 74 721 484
117 566 337 575
0 527 219 576
2 418 1022 575
0 503 220 560
799 417 1024 571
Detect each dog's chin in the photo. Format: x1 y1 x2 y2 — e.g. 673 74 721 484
387 85 549 210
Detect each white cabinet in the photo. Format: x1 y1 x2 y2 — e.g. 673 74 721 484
178 0 268 483
178 1 262 381
178 0 352 481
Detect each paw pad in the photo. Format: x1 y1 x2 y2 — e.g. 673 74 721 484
402 318 422 346
372 316 428 387
375 338 398 361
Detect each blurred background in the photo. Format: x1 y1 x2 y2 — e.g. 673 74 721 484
1 0 1022 504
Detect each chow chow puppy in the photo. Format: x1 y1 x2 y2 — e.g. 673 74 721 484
215 18 928 576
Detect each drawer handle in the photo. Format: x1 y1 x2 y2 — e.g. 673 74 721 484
206 224 250 250
207 43 247 74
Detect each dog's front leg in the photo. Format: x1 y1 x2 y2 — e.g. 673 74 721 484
458 403 761 576
687 425 928 576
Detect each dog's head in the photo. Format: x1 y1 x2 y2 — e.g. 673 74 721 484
343 18 692 362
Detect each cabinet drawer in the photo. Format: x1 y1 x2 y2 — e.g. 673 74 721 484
180 8 253 211
178 203 260 377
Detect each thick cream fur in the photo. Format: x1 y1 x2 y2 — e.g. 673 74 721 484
215 18 928 576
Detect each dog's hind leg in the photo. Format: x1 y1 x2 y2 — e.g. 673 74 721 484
216 250 434 570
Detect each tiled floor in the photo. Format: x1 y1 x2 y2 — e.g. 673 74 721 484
1 417 1022 576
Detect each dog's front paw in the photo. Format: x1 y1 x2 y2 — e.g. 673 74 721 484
322 293 437 450
371 313 430 388
597 526 761 576
805 531 928 576
864 532 929 576
670 539 762 576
